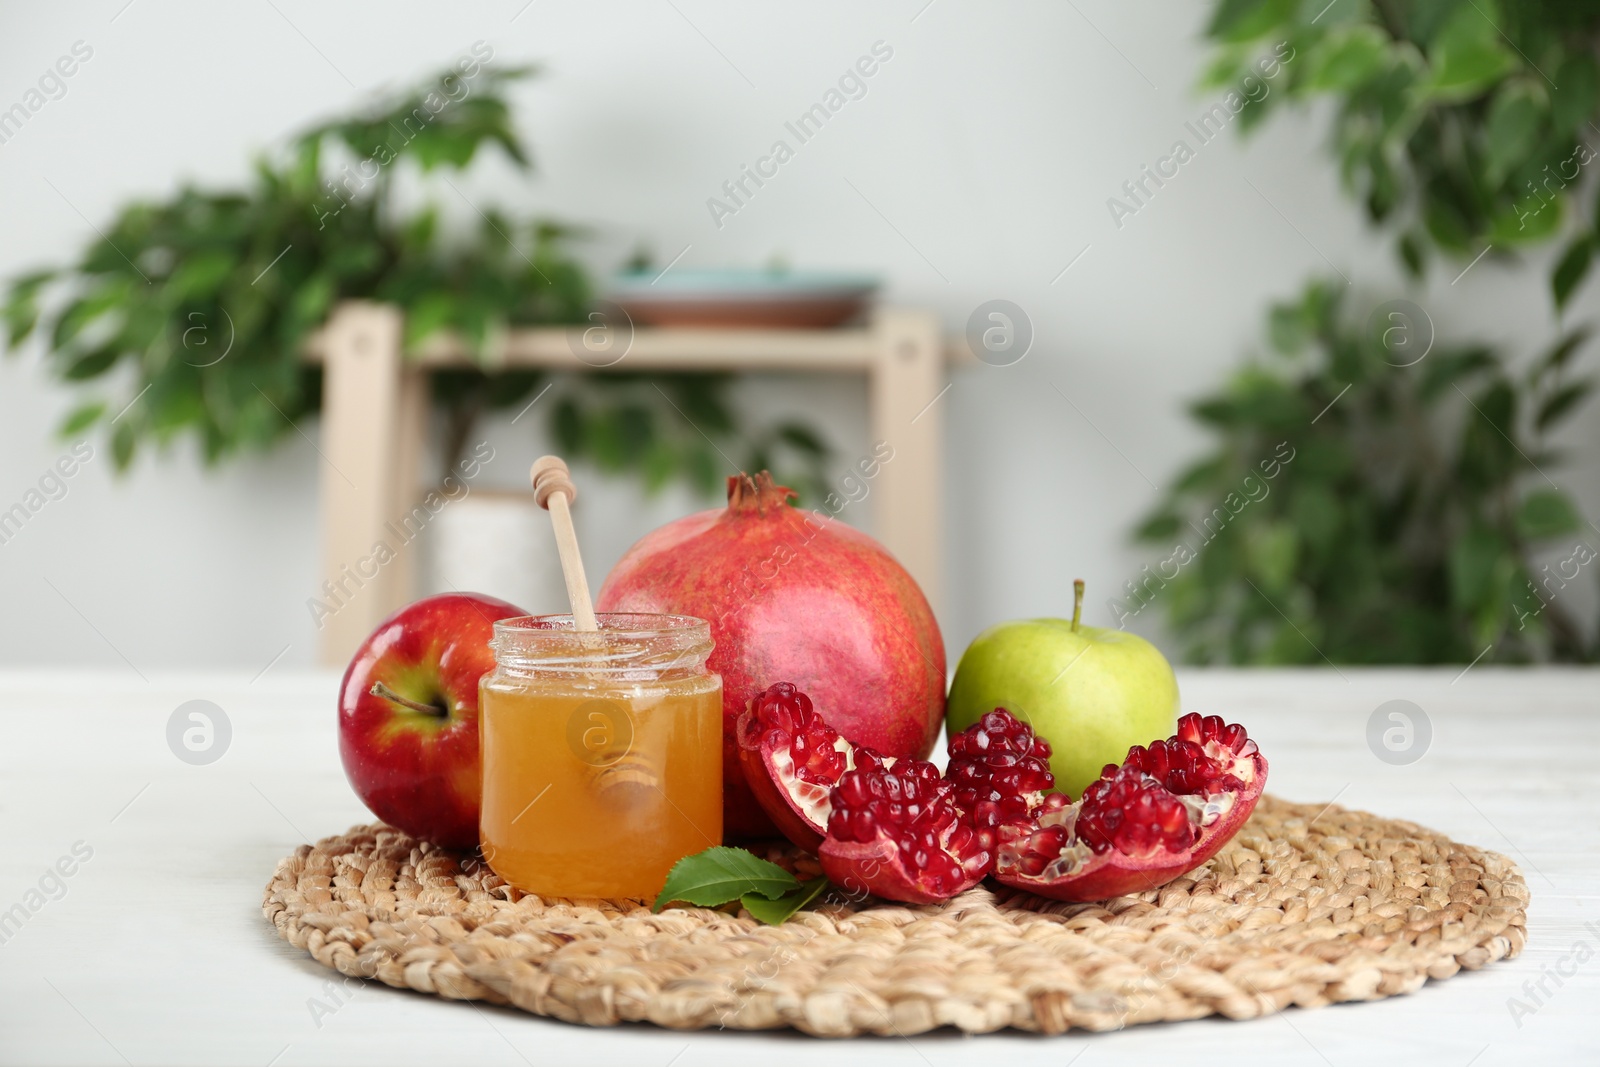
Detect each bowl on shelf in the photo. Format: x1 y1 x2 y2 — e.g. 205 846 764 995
605 267 879 329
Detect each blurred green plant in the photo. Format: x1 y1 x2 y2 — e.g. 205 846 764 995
1135 280 1597 664
1203 0 1600 308
2 63 829 498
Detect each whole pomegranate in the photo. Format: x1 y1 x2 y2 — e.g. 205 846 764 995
597 471 945 838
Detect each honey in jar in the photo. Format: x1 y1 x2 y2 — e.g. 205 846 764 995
479 613 722 899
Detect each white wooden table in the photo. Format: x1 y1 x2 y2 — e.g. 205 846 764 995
1 668 1594 1065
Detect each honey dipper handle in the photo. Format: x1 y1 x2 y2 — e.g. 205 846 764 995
531 455 599 632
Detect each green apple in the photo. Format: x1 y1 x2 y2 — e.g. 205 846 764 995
946 580 1179 798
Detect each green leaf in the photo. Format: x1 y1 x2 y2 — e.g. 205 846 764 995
1235 91 1278 133
1398 230 1427 279
551 397 585 455
1552 236 1593 311
1205 0 1295 43
58 401 106 437
404 292 461 347
1483 82 1544 184
1423 6 1517 102
1192 397 1240 426
1364 151 1401 221
1517 489 1582 540
1198 49 1248 92
1268 301 1310 355
1473 379 1516 436
1173 455 1229 493
1532 328 1590 382
61 346 120 381
111 418 137 470
1288 483 1340 557
775 422 828 456
1536 381 1593 431
1304 26 1391 92
1549 55 1599 134
4 268 56 348
1489 189 1562 245
742 877 829 925
663 375 736 436
164 250 237 302
401 206 438 253
1249 521 1298 592
641 440 678 494
287 273 334 332
653 847 799 911
685 444 722 497
147 375 206 435
1449 524 1505 610
1135 510 1183 542
1408 0 1460 47
1419 347 1496 403
1422 189 1474 253
51 282 130 352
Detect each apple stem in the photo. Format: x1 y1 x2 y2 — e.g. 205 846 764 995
1072 579 1084 633
369 682 446 717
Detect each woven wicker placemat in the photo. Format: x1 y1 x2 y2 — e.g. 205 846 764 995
262 795 1527 1036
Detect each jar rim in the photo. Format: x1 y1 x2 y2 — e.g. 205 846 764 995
493 612 709 637
488 613 714 677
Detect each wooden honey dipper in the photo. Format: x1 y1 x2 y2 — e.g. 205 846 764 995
530 455 598 632
531 456 658 801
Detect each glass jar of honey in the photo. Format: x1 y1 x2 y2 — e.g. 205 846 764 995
479 613 722 899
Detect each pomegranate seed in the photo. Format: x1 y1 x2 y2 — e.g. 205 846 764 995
949 708 1053 763
1164 713 1259 789
1076 767 1194 856
745 681 856 788
946 709 1056 848
1123 737 1232 796
826 760 991 892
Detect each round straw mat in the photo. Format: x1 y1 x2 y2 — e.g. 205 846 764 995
262 795 1527 1036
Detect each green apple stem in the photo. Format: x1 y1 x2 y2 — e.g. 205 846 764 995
1072 579 1085 633
369 682 445 717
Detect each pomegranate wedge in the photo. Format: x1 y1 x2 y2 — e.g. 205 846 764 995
945 709 1057 850
992 712 1268 902
738 683 1269 907
818 760 990 905
735 682 889 851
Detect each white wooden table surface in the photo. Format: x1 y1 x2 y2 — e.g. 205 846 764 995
1 667 1595 1066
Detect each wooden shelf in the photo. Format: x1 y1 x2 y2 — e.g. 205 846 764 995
304 322 974 371
308 303 966 665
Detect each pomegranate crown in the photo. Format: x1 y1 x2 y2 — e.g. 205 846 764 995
726 470 797 516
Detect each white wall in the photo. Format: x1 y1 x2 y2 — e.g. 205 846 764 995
1 0 1595 674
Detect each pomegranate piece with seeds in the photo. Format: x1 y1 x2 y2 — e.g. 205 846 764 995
992 711 1268 902
735 682 889 851
738 683 1268 907
945 708 1056 850
817 759 991 905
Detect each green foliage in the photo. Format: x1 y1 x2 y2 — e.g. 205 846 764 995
437 366 831 502
3 64 829 498
1165 1 1600 663
1134 280 1597 664
740 877 829 925
1202 0 1600 303
653 846 798 910
653 846 830 924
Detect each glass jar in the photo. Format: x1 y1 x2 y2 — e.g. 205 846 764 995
479 612 722 899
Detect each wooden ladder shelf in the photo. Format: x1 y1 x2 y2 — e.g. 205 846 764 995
305 301 968 665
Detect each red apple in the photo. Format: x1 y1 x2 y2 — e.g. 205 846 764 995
338 592 526 849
